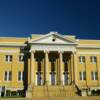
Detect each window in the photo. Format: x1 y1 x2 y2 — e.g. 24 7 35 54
4 71 12 81
5 55 12 62
19 55 24 62
79 56 85 63
90 56 97 63
9 71 12 81
4 71 7 81
91 71 98 80
18 71 23 81
79 71 86 80
52 36 56 42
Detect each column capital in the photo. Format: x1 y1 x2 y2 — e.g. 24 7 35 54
29 49 35 53
58 50 64 54
44 50 49 53
31 51 35 54
72 51 77 54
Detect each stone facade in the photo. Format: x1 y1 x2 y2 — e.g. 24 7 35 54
0 32 100 97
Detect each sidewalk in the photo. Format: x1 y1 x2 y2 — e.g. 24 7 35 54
0 96 100 100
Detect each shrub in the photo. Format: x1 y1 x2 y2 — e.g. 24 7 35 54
11 91 17 96
6 90 11 96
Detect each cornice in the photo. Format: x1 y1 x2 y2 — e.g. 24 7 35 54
0 43 27 47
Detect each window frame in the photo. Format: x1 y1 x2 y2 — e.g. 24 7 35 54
18 54 24 62
90 56 97 63
5 55 12 62
91 71 98 80
4 71 12 82
79 71 86 81
18 71 23 82
79 56 85 63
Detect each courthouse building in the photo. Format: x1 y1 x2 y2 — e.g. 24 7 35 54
0 32 100 97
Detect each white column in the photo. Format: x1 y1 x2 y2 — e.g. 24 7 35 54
45 51 49 85
73 52 78 85
31 51 35 84
59 51 63 85
71 53 74 84
26 51 35 98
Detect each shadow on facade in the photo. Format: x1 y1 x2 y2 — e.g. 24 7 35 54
23 52 30 97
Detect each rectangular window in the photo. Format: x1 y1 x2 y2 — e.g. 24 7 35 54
5 55 12 62
83 72 86 80
79 71 86 80
91 71 98 80
9 71 12 81
79 56 85 63
90 56 97 63
18 71 23 81
4 71 7 81
4 71 12 81
95 72 98 80
19 55 24 62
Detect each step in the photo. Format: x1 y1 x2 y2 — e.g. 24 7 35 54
32 85 77 97
32 86 45 97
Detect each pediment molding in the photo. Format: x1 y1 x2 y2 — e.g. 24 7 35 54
29 32 77 45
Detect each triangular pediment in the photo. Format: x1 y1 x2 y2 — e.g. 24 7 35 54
29 32 76 45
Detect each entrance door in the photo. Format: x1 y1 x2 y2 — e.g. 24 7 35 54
64 72 68 85
51 72 55 85
37 72 41 85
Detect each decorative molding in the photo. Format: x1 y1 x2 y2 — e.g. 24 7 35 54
79 44 100 45
0 43 27 47
77 45 100 49
0 50 28 53
30 42 76 45
31 44 76 52
0 50 19 53
78 52 100 54
29 32 77 45
0 42 25 43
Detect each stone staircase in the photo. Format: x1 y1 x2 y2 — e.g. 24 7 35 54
62 85 77 96
32 86 45 97
32 85 77 97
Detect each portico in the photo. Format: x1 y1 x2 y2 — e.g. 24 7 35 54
29 32 77 86
30 51 74 86
26 32 77 98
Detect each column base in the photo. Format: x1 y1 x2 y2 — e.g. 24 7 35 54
87 90 91 96
26 85 33 98
26 91 32 98
81 89 87 96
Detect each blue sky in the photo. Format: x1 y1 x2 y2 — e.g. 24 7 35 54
0 0 100 39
